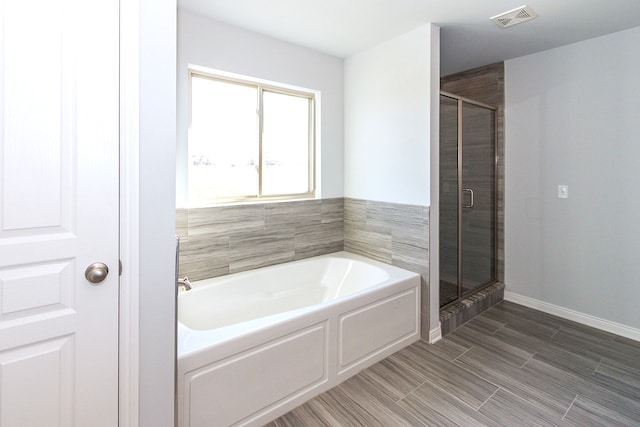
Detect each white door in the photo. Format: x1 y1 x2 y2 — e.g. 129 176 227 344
0 0 119 426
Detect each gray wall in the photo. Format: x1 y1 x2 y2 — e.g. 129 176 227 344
505 26 640 330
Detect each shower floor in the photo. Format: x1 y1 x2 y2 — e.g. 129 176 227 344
440 280 459 306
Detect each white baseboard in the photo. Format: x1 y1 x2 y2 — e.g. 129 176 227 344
428 323 442 344
504 291 640 342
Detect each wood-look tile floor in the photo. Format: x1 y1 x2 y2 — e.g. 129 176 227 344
266 301 640 426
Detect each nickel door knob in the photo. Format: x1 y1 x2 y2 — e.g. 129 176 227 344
85 262 109 284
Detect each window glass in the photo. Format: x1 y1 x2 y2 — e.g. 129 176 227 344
188 71 315 205
262 91 311 195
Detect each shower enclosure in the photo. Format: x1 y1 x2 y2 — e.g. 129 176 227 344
439 92 497 307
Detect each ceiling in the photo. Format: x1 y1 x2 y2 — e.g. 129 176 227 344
178 0 640 75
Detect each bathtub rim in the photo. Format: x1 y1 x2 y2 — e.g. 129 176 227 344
181 250 411 291
177 251 421 359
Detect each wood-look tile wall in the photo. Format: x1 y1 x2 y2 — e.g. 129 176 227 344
441 62 505 283
176 198 344 281
343 198 430 338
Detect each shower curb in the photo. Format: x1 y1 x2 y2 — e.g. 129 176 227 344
439 282 505 336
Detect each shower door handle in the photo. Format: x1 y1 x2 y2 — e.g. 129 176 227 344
462 188 474 208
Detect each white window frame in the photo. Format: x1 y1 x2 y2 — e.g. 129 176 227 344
188 68 317 205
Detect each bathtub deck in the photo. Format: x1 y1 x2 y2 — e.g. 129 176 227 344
266 300 640 426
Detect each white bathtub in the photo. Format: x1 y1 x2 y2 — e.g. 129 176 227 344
177 251 421 427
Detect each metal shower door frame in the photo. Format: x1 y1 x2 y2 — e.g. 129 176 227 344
440 91 499 305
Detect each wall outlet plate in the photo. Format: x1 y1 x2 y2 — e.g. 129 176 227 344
557 185 568 199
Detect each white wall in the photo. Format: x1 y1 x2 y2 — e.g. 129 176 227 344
427 25 441 339
177 10 344 206
344 24 434 206
137 1 177 426
505 26 640 330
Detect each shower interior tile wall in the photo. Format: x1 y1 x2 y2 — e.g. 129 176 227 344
176 197 431 338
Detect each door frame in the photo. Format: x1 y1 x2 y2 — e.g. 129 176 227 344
119 1 178 425
439 90 499 310
119 0 141 425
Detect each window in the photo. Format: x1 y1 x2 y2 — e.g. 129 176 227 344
188 69 316 205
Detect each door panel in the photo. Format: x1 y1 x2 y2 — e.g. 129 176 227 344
0 337 73 426
0 0 119 425
439 95 497 307
461 102 496 295
439 95 459 307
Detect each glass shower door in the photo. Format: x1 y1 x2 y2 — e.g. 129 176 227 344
460 102 496 296
439 95 459 306
439 94 497 307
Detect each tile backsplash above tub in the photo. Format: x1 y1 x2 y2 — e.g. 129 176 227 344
176 199 344 281
177 197 429 288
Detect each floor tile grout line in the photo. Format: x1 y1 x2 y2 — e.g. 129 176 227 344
476 386 501 412
520 352 536 369
396 398 429 427
450 356 503 393
591 357 603 376
448 345 509 391
562 394 579 420
496 384 567 417
418 376 497 413
452 346 473 362
397 378 429 404
492 323 508 336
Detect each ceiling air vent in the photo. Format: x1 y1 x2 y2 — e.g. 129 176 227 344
491 5 537 29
